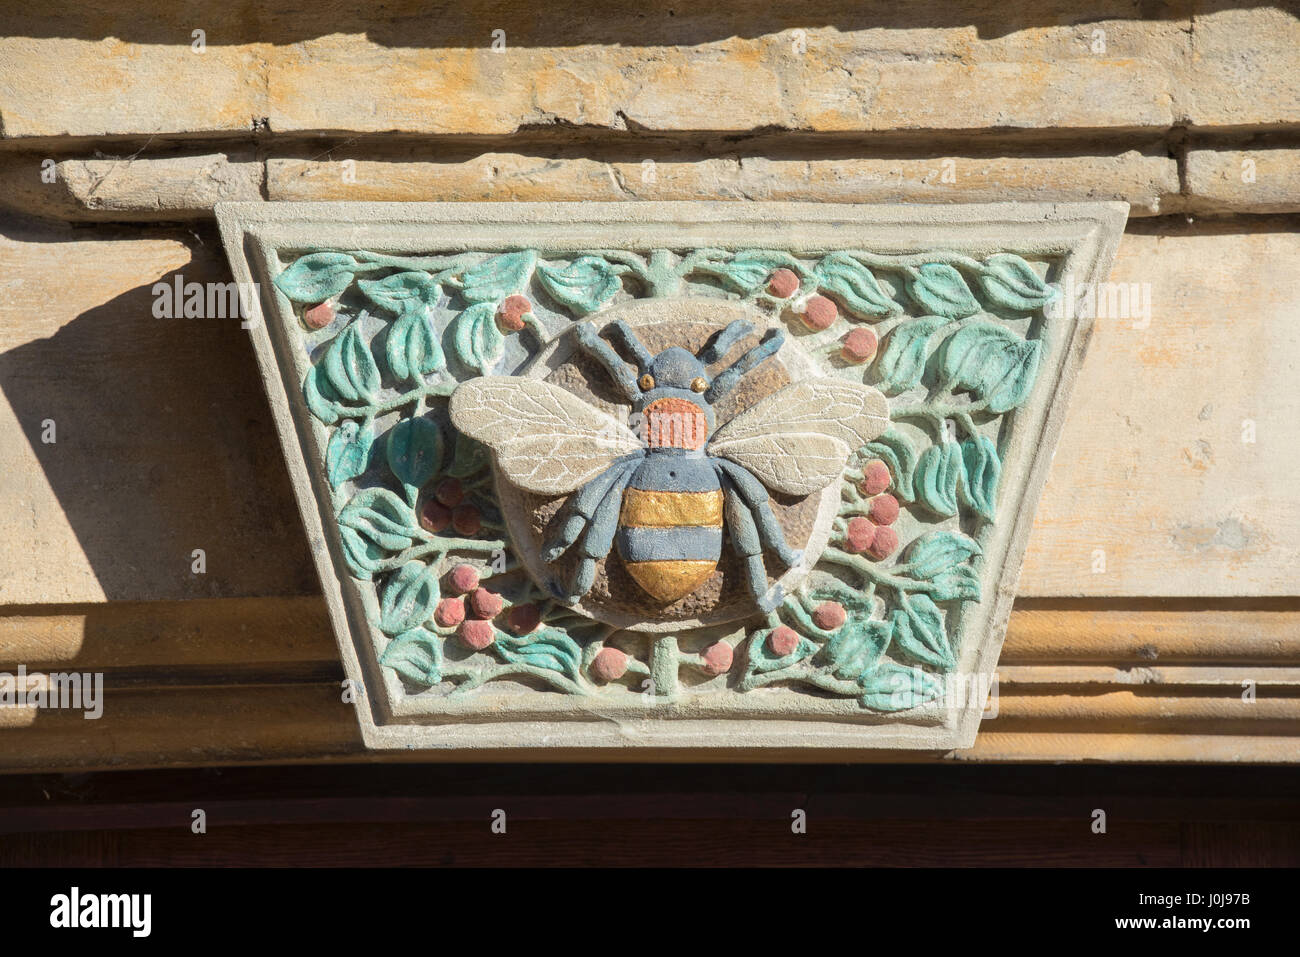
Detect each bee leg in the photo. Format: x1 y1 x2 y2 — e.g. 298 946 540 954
543 515 587 564
714 459 802 568
558 464 637 605
564 559 596 606
541 456 642 563
760 584 786 614
718 470 772 606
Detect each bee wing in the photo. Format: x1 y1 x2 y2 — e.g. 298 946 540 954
712 433 854 496
708 378 890 496
449 377 644 495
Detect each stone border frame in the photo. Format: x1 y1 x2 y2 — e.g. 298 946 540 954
216 201 1127 757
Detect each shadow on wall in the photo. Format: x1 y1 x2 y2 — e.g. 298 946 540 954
1 0 1271 46
0 219 318 601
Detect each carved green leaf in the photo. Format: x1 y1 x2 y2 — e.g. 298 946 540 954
386 309 445 381
814 253 897 318
379 628 443 686
824 618 891 680
445 427 491 479
696 251 794 295
890 594 955 671
496 628 582 679
860 429 918 502
338 487 421 565
274 252 358 304
907 263 980 319
959 434 1001 521
744 628 818 676
537 256 621 314
358 270 441 314
450 301 505 375
325 418 373 489
875 315 949 393
460 251 537 303
903 530 982 603
931 564 981 603
339 528 385 579
303 365 343 425
904 530 981 580
379 560 441 636
914 442 961 516
387 418 444 498
860 663 945 712
938 320 1042 413
977 254 1055 311
322 324 381 403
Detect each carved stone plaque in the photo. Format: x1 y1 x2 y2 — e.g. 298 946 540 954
217 201 1127 755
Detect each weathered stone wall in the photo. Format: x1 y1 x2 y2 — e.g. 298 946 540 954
3 2 1298 219
1 1 1297 767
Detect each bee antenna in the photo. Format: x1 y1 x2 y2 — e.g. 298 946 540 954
696 319 754 364
705 328 784 403
604 320 655 372
574 322 643 401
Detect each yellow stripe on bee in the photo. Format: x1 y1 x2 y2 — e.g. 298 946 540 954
624 560 718 603
619 489 724 528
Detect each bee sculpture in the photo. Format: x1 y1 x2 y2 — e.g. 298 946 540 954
449 318 889 611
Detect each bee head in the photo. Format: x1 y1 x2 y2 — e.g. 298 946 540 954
633 347 716 443
575 317 783 428
639 347 711 398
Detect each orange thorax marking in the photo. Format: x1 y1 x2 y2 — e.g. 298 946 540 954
643 398 708 450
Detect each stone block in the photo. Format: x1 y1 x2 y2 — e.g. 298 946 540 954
1185 146 1300 214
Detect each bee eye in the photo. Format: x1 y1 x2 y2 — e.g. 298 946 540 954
639 373 655 391
691 377 708 393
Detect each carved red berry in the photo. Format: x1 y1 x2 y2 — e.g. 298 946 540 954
860 459 892 496
468 587 504 620
302 301 334 330
868 493 900 527
812 601 847 631
434 597 465 628
435 478 464 507
845 515 877 553
496 295 531 333
448 563 479 595
591 647 628 682
867 526 899 561
700 641 734 676
767 268 800 299
841 327 879 364
419 500 452 533
801 295 838 331
768 626 800 657
452 504 481 536
458 619 495 650
506 602 541 634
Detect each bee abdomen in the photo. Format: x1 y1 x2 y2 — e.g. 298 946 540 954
617 488 723 603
